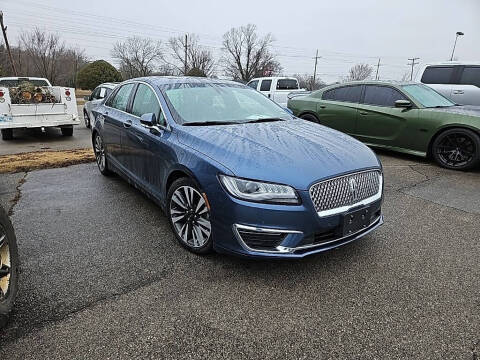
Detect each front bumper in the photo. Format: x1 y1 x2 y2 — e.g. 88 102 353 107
209 186 383 259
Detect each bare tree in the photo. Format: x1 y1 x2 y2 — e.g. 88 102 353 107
20 28 66 84
112 36 163 79
221 24 281 82
344 63 373 82
293 73 326 91
168 34 215 76
400 71 411 81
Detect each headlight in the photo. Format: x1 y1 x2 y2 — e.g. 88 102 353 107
219 175 300 204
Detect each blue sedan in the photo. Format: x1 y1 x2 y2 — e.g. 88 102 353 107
91 77 383 258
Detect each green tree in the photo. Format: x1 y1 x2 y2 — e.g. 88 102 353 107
77 60 122 90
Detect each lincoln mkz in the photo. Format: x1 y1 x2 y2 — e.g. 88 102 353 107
91 77 383 258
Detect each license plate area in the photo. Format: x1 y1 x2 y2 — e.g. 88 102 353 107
342 207 371 237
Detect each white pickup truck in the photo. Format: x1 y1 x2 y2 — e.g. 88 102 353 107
246 77 305 107
0 77 79 140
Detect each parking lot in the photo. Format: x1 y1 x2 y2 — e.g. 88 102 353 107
0 125 479 358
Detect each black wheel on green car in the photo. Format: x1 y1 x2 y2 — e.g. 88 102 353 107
167 177 213 255
84 109 91 128
300 113 320 124
432 128 480 170
0 206 19 329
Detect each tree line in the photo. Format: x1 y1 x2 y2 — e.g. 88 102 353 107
0 24 375 90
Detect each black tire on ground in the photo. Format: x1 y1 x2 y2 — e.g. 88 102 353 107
61 127 73 137
1 129 13 141
166 177 213 255
93 132 112 176
300 113 320 124
432 128 480 171
0 206 20 329
84 110 91 128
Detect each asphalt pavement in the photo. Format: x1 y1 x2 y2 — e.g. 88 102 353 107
0 153 479 359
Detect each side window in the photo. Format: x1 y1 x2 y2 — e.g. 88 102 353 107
363 86 407 107
260 80 272 92
91 87 101 100
99 87 107 99
276 79 299 90
322 89 336 100
421 66 454 84
131 84 161 121
109 83 135 112
247 80 259 89
332 86 362 103
458 67 480 88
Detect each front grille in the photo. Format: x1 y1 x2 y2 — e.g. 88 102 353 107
236 229 286 250
310 170 381 213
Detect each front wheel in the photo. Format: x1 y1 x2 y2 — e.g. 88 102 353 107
0 207 19 329
432 128 480 170
167 178 213 254
84 110 91 128
93 132 111 176
300 113 320 124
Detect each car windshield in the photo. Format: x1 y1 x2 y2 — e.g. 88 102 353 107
0 79 50 87
163 82 291 125
401 84 455 108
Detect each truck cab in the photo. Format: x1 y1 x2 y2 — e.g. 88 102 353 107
246 77 303 107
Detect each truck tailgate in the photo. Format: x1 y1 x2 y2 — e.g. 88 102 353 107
10 103 67 116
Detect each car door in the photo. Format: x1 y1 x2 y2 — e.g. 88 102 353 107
450 66 480 106
354 85 417 149
87 87 109 121
259 79 272 100
420 65 455 101
102 83 135 168
85 87 100 116
124 83 173 199
315 85 362 134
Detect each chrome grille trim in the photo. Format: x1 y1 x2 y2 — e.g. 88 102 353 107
309 170 383 217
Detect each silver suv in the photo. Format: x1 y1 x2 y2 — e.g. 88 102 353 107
83 83 118 128
417 62 480 106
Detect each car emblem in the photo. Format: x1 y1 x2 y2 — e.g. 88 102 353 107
349 178 358 201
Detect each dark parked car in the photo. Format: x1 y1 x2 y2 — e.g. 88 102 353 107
0 206 19 328
288 81 480 170
91 77 383 258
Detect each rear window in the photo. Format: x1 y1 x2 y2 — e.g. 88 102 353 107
322 86 362 103
458 67 480 88
421 66 454 84
260 80 272 91
276 79 299 90
0 79 50 87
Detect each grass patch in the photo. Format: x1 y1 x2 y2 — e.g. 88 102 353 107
0 148 95 174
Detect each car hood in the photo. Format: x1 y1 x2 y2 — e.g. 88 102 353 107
176 119 380 190
427 105 480 117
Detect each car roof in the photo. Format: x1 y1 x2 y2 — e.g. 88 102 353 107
248 77 298 82
123 76 244 88
423 61 480 66
98 82 118 89
320 80 419 91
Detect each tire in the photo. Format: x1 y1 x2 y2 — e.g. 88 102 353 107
0 206 19 329
93 132 112 176
432 128 480 170
1 129 13 141
84 110 91 128
300 113 319 124
167 177 213 255
61 127 73 137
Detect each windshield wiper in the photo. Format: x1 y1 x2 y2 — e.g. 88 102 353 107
183 121 239 126
242 117 287 124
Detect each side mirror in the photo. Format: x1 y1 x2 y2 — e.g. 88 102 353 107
140 113 156 127
395 100 412 108
84 95 90 101
283 107 293 115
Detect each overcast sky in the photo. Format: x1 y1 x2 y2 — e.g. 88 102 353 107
2 0 479 83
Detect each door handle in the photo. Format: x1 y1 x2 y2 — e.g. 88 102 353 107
319 105 326 109
359 112 368 115
453 90 464 95
123 120 132 128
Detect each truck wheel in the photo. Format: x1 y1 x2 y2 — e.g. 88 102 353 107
61 127 73 137
0 206 20 329
1 129 13 141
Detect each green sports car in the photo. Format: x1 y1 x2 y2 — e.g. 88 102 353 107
287 81 480 170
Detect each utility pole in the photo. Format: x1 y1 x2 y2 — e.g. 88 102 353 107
0 11 18 76
375 58 381 80
312 50 321 88
184 34 188 76
407 57 420 81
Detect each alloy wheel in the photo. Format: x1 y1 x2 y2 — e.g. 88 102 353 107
169 186 211 248
94 134 106 172
0 225 11 300
436 133 476 168
84 111 90 128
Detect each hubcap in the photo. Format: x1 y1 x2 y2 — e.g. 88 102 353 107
94 135 106 171
437 133 476 168
0 225 11 300
170 186 211 248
